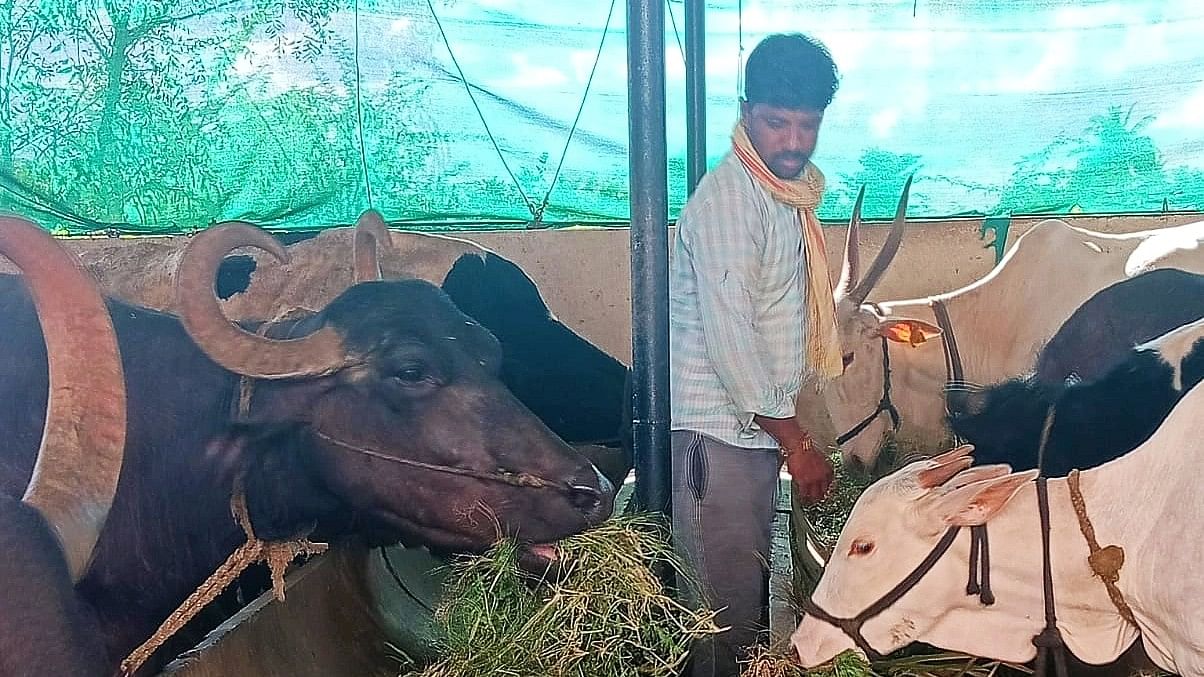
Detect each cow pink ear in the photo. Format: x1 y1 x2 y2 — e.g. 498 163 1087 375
879 318 942 346
930 469 1039 526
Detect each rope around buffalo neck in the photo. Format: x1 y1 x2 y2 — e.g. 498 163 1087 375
117 481 327 676
121 312 330 675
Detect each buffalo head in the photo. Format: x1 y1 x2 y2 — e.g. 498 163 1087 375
175 222 614 566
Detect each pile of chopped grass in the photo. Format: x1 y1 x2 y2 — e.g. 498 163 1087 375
399 514 721 677
798 447 881 547
741 646 1029 677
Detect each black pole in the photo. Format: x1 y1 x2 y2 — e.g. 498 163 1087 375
628 0 671 517
684 0 706 196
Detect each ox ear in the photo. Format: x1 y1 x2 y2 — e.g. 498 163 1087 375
916 450 974 489
929 469 1039 526
879 318 942 347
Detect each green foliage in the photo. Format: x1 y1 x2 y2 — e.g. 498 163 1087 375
1 0 1202 233
992 104 1197 215
400 514 720 677
818 149 926 221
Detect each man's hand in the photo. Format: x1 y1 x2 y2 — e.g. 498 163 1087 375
753 414 834 504
784 440 834 505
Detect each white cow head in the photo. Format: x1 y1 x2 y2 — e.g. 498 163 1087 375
828 179 944 469
790 444 1039 666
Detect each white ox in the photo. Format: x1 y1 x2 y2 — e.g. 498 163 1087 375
830 206 1204 469
790 379 1204 676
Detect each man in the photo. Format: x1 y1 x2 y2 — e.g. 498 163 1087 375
668 32 841 676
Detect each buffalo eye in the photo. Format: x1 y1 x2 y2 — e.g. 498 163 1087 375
842 352 855 369
393 365 429 385
848 539 874 557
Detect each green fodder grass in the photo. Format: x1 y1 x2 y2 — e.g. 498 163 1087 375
400 514 721 677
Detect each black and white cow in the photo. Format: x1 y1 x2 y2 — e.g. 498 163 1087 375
946 314 1204 476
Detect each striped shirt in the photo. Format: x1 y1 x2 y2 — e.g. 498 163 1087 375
669 151 811 449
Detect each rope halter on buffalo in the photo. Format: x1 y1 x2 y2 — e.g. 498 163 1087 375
118 478 329 676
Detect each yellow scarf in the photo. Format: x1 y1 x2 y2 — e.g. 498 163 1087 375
731 121 843 380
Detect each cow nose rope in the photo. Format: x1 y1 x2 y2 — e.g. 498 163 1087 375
118 479 327 676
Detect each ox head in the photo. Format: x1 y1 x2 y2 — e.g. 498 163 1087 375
175 222 614 569
0 216 127 582
791 444 1039 666
828 178 943 470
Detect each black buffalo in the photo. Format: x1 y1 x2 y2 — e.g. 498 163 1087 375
946 269 1204 476
0 219 615 675
218 225 634 485
0 217 127 677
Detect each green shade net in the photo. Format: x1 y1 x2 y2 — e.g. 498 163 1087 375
1 0 1202 235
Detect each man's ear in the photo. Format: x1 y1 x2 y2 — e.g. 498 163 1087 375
879 318 943 347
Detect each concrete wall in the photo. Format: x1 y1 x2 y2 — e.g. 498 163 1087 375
39 212 1202 363
456 213 1204 363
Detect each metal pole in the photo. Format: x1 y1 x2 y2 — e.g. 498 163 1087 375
684 0 706 195
628 0 671 516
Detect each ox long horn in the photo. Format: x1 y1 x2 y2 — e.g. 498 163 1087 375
0 217 127 582
176 222 351 379
353 209 389 283
848 174 914 306
836 185 866 297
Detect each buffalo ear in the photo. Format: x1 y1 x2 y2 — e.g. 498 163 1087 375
202 422 299 489
204 424 340 541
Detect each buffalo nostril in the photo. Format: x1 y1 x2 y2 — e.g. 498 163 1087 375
569 485 602 512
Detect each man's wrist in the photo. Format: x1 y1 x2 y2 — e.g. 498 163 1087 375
776 430 818 458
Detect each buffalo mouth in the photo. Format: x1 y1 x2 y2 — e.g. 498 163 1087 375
366 508 576 578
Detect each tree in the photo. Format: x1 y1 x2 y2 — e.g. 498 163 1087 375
818 148 925 221
3 0 464 232
994 104 1173 215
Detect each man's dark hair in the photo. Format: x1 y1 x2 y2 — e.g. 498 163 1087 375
744 33 840 111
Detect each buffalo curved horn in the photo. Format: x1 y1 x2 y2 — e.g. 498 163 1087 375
848 174 914 306
353 209 389 283
175 222 351 379
836 185 866 297
0 217 127 582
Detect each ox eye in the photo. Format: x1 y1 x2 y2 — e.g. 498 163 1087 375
842 352 855 368
848 539 875 557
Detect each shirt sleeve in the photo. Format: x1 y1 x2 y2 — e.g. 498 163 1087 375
678 191 798 432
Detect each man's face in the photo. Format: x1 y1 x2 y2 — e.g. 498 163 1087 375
741 102 824 180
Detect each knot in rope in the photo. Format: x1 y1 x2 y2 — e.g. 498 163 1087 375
118 481 328 676
1032 625 1065 649
1088 545 1125 583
